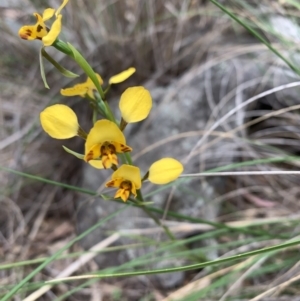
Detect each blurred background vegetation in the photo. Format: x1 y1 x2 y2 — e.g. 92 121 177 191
2 0 300 300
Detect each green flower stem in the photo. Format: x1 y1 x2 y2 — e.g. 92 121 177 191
141 171 149 182
77 127 87 139
53 41 119 126
103 100 116 122
119 152 133 166
135 191 202 262
119 118 128 131
124 153 133 165
136 190 175 241
92 109 97 124
53 40 105 99
52 39 73 56
104 85 111 95
66 43 105 100
93 94 107 117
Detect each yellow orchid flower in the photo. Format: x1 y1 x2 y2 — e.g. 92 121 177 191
106 165 142 202
119 86 152 124
105 158 183 202
40 104 81 139
61 74 104 99
84 120 132 169
60 68 136 100
18 0 69 46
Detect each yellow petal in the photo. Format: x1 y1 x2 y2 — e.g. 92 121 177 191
42 14 62 46
86 89 95 99
55 0 69 17
40 104 79 139
85 120 126 157
88 160 104 169
119 86 152 123
108 67 136 85
115 188 131 202
106 178 123 189
43 8 55 21
18 13 48 41
111 165 142 189
130 182 137 198
61 83 89 97
86 73 104 87
148 158 183 185
61 74 103 99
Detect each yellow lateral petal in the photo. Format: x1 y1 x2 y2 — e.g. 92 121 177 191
111 165 142 189
112 142 132 153
88 160 104 169
131 182 137 198
43 8 55 21
106 178 123 189
42 14 62 46
86 89 95 99
85 120 126 156
148 158 183 185
61 83 89 97
55 0 69 17
40 104 79 139
108 67 136 85
86 73 104 87
119 86 152 123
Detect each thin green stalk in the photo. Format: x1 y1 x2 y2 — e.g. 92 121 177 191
103 100 116 122
208 0 300 75
136 189 176 241
47 238 300 282
65 43 105 101
92 109 97 124
0 165 293 240
52 39 73 56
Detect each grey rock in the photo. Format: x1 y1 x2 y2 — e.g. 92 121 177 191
76 56 300 288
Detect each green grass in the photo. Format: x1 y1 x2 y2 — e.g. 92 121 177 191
2 0 300 300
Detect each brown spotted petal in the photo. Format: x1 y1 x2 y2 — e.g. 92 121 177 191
18 13 48 41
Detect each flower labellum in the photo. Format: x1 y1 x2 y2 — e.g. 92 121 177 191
84 120 132 169
106 165 142 202
40 104 79 139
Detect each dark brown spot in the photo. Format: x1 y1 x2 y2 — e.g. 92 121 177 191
37 24 43 32
85 151 94 162
26 29 32 34
106 180 115 187
120 181 132 191
19 34 29 40
101 144 116 156
120 144 132 152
